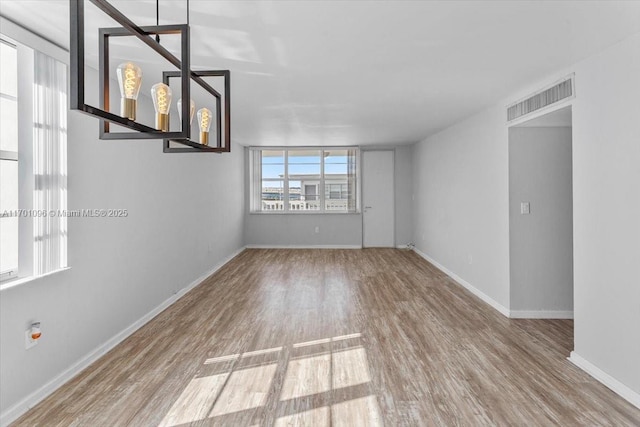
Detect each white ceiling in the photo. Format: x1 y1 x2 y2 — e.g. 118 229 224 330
2 1 640 146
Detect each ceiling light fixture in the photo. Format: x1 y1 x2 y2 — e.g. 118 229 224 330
69 0 231 153
162 69 230 153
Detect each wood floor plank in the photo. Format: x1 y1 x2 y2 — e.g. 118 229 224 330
11 248 640 426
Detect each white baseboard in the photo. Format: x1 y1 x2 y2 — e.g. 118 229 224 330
0 246 247 427
569 351 640 409
509 310 574 319
413 248 510 317
245 244 362 249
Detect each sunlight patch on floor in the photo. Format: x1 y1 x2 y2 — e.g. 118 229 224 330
159 333 382 426
280 353 331 400
293 337 331 348
209 363 278 416
332 347 371 389
158 374 228 427
242 346 283 358
204 353 240 364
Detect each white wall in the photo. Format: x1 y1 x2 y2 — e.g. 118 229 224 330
0 65 245 422
245 213 362 247
412 105 511 310
394 145 413 247
509 127 573 314
412 32 640 403
571 33 640 398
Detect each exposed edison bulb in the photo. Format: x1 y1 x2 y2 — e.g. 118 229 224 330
177 98 195 125
151 83 172 114
197 108 212 145
151 83 172 131
116 62 142 120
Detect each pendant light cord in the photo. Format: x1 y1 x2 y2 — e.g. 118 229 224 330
155 0 160 43
187 0 190 26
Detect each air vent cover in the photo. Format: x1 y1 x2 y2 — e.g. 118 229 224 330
507 77 573 121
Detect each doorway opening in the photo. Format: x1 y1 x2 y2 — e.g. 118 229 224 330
508 106 574 326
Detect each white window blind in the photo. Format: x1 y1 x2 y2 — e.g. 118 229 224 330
249 147 359 213
32 50 68 275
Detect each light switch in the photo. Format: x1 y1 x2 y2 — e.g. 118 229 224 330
520 202 530 215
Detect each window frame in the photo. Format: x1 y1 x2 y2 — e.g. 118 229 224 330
0 151 19 280
0 22 69 288
250 147 360 214
0 37 20 281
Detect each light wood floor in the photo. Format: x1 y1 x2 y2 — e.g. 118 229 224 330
13 249 640 426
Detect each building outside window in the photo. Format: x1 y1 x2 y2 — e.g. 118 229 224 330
249 147 359 213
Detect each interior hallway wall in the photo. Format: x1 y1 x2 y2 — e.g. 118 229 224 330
412 104 511 310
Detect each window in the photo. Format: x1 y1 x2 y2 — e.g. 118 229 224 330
250 148 359 213
0 39 19 280
0 35 67 285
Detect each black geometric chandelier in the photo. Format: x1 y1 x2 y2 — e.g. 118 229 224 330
70 0 230 152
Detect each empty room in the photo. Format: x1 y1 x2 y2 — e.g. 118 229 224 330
1 1 639 426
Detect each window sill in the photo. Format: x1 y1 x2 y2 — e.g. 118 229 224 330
0 267 71 291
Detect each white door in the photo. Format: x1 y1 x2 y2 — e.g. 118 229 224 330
362 150 394 247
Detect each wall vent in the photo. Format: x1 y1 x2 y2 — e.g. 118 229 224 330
507 77 573 122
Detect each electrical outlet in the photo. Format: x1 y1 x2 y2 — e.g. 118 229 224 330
468 254 473 265
315 226 320 233
25 330 38 350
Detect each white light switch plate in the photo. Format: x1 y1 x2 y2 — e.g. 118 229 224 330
520 202 530 215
